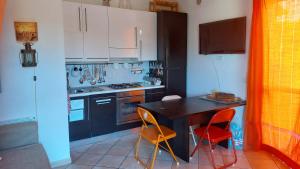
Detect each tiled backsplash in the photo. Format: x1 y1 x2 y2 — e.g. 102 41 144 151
66 62 149 88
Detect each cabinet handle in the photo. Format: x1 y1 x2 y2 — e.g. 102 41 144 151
134 27 138 48
139 40 142 60
165 47 169 88
96 98 112 103
78 7 81 32
84 8 87 32
97 102 111 105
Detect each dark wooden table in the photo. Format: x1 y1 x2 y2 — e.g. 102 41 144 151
138 96 246 162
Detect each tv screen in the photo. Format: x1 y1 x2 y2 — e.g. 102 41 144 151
199 17 246 55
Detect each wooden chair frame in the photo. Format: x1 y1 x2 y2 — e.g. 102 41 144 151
135 107 179 169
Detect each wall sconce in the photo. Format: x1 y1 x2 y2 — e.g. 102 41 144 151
14 21 38 67
20 43 37 67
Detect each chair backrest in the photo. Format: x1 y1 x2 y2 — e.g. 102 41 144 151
162 95 182 101
137 107 158 126
137 107 165 137
208 109 236 130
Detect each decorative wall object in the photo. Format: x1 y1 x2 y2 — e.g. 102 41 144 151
14 21 38 67
149 0 178 12
197 0 201 5
102 0 111 6
20 43 37 67
14 22 38 42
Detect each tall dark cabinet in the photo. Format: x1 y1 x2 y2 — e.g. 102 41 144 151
157 11 187 97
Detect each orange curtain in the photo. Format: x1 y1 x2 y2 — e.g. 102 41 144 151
245 0 300 167
244 0 264 150
0 0 5 32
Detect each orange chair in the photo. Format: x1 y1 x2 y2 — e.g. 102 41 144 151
135 107 179 169
190 109 237 169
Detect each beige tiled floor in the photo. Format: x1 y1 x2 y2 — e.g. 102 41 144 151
54 128 291 169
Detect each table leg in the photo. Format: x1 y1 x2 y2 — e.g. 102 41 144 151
171 117 190 162
157 115 190 162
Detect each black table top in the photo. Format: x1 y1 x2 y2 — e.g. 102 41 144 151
138 96 246 120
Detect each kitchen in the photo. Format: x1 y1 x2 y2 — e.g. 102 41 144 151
65 0 187 141
2 0 296 169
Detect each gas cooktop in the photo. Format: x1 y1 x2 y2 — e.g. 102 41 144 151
108 83 142 89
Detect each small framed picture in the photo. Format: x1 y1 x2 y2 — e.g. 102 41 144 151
14 22 38 42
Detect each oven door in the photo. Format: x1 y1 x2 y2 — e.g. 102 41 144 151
117 95 145 125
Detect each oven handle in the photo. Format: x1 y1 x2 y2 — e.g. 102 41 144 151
117 96 145 102
96 98 112 103
97 102 111 105
123 101 143 105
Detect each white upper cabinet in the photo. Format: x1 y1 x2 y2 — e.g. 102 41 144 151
108 7 138 49
63 1 84 61
63 1 157 62
108 7 139 60
108 7 157 61
137 11 157 61
63 1 109 63
83 4 109 61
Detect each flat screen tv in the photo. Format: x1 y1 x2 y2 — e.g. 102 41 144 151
199 17 246 55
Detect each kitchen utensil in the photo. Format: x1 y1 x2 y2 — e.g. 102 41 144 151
79 65 83 72
85 65 91 80
79 77 84 84
97 65 102 83
103 67 107 76
73 66 78 71
102 64 106 83
155 79 162 86
89 65 95 85
94 65 100 81
71 65 80 77
90 79 97 85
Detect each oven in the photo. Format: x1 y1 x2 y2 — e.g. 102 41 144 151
116 90 145 125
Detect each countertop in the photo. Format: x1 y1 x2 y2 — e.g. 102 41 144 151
68 84 165 98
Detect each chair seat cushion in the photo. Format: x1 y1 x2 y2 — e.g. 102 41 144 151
194 126 232 143
141 125 176 144
0 144 51 169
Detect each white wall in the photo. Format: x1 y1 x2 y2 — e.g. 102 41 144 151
178 0 252 98
178 0 253 147
0 0 70 166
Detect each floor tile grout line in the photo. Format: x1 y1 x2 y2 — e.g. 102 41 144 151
93 138 123 168
119 135 151 169
67 131 253 169
72 138 121 168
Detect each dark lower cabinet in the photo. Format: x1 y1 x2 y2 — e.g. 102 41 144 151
69 89 165 141
69 94 117 141
69 97 91 141
90 93 116 136
146 88 166 102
